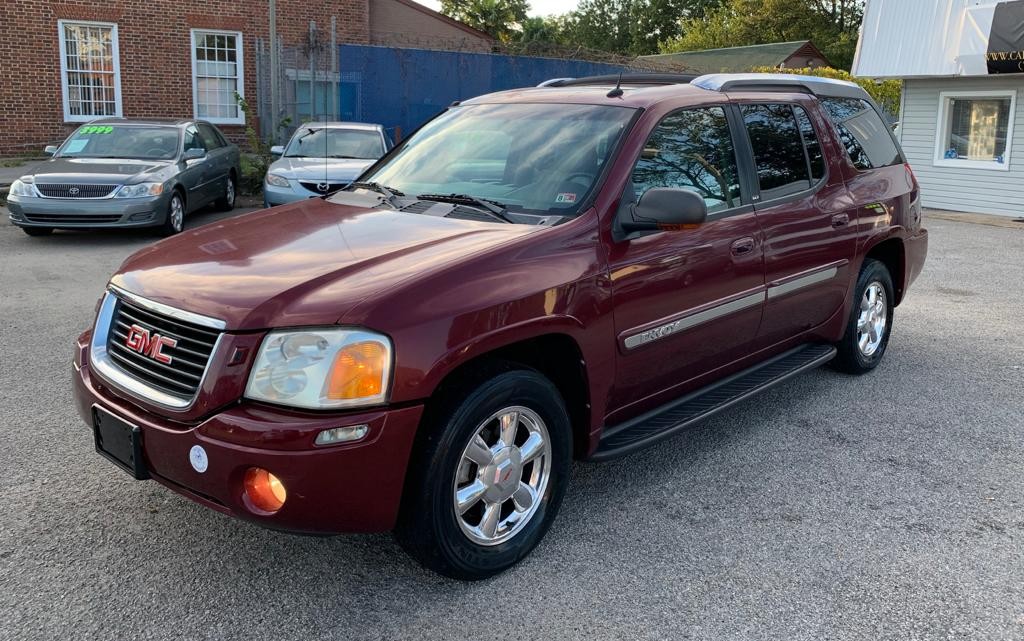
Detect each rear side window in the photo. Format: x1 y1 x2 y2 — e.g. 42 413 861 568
741 104 810 200
820 97 900 170
631 106 742 214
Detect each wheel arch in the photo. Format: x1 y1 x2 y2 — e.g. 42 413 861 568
863 236 906 305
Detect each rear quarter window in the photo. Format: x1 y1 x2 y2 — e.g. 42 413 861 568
820 97 901 170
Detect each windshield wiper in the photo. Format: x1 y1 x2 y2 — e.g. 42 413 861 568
345 181 404 208
417 193 515 224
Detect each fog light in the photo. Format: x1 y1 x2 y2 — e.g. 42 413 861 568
315 424 369 446
243 467 287 513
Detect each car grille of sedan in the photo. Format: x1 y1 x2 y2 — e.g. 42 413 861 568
106 297 221 401
36 183 118 198
299 181 349 194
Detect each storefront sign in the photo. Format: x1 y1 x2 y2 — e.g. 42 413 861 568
987 0 1024 73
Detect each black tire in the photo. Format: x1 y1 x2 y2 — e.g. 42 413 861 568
21 226 53 237
159 191 186 237
215 174 236 211
395 367 572 580
831 259 895 374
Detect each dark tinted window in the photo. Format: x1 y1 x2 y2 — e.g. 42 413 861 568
631 107 742 213
197 123 224 149
821 97 900 170
742 104 810 199
794 106 826 182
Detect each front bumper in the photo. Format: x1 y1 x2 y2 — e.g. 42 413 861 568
7 193 168 228
73 332 422 534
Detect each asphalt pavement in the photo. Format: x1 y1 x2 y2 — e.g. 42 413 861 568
0 210 1022 641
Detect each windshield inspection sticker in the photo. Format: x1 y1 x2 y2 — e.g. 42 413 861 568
555 193 577 204
64 139 88 153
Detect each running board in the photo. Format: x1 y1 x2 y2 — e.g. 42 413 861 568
590 344 836 461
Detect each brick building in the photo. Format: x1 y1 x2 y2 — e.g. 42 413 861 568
0 0 493 156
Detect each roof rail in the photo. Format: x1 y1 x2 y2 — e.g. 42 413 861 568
691 73 868 100
538 73 697 88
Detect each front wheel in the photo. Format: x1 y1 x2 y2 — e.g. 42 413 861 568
395 368 571 580
159 192 185 236
831 259 894 374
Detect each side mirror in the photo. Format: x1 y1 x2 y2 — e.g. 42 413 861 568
44 145 59 156
182 147 206 162
270 145 284 157
621 188 708 233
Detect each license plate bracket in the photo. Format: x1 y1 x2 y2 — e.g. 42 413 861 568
93 406 150 480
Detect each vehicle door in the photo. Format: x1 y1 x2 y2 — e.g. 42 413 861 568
179 125 210 209
197 123 231 201
606 105 766 414
738 100 858 346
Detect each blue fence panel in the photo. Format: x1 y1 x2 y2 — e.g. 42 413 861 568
338 45 631 137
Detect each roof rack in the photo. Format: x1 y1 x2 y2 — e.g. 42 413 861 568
537 73 697 88
691 73 869 101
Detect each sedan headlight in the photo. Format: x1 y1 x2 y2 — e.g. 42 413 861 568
245 328 392 409
9 177 36 197
115 182 164 198
265 173 290 188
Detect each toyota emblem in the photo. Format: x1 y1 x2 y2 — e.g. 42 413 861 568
316 182 330 193
68 187 80 196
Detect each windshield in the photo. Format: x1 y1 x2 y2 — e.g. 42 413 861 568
285 127 385 159
58 125 180 160
361 103 635 216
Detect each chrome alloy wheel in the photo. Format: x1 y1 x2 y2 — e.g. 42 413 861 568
453 406 552 546
169 194 184 232
226 177 235 206
857 282 887 357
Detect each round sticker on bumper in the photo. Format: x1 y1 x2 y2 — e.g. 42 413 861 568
189 445 209 473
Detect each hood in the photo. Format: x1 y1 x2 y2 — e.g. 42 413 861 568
30 157 170 183
111 198 541 330
268 156 376 181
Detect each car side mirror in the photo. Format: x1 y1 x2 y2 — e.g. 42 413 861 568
621 188 708 233
182 148 206 162
270 145 284 157
44 145 59 156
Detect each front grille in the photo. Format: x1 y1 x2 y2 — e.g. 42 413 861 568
106 297 221 400
24 213 122 224
299 181 348 194
36 183 117 198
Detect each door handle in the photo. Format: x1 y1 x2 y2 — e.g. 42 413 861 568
731 237 755 256
831 213 850 228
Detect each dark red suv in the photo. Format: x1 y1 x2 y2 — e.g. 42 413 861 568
73 73 927 579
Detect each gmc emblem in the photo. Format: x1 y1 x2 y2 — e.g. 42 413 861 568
124 324 177 364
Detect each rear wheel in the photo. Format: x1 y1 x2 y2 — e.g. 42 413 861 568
395 367 571 580
215 174 236 211
160 191 185 236
831 259 894 374
21 226 53 237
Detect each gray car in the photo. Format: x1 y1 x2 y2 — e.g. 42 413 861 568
7 118 240 237
263 122 391 207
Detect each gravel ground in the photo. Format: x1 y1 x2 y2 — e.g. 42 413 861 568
0 211 1022 641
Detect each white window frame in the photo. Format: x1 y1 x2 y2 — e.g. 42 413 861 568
190 29 245 125
57 20 123 122
933 89 1016 172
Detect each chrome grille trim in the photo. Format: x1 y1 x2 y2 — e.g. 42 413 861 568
108 284 227 330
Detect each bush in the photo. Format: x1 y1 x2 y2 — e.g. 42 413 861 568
234 92 291 197
750 66 902 118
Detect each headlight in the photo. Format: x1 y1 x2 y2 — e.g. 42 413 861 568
265 173 290 188
9 177 36 197
244 328 392 409
115 182 164 198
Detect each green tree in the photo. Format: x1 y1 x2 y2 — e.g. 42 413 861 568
557 0 722 56
750 65 901 116
660 0 864 70
441 0 530 42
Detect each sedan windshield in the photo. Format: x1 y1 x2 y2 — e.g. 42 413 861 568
58 125 180 160
360 103 636 217
286 128 385 159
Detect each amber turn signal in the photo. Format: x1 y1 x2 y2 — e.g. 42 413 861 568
243 467 287 513
326 340 388 400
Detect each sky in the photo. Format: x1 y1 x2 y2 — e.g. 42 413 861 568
414 0 582 17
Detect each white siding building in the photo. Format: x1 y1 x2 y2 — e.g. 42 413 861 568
853 0 1024 217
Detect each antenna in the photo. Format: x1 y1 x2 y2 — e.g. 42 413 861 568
606 72 624 98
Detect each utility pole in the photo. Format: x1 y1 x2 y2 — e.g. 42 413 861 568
269 0 279 139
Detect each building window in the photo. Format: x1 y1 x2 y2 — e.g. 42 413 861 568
191 30 244 125
58 21 122 122
935 91 1016 171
